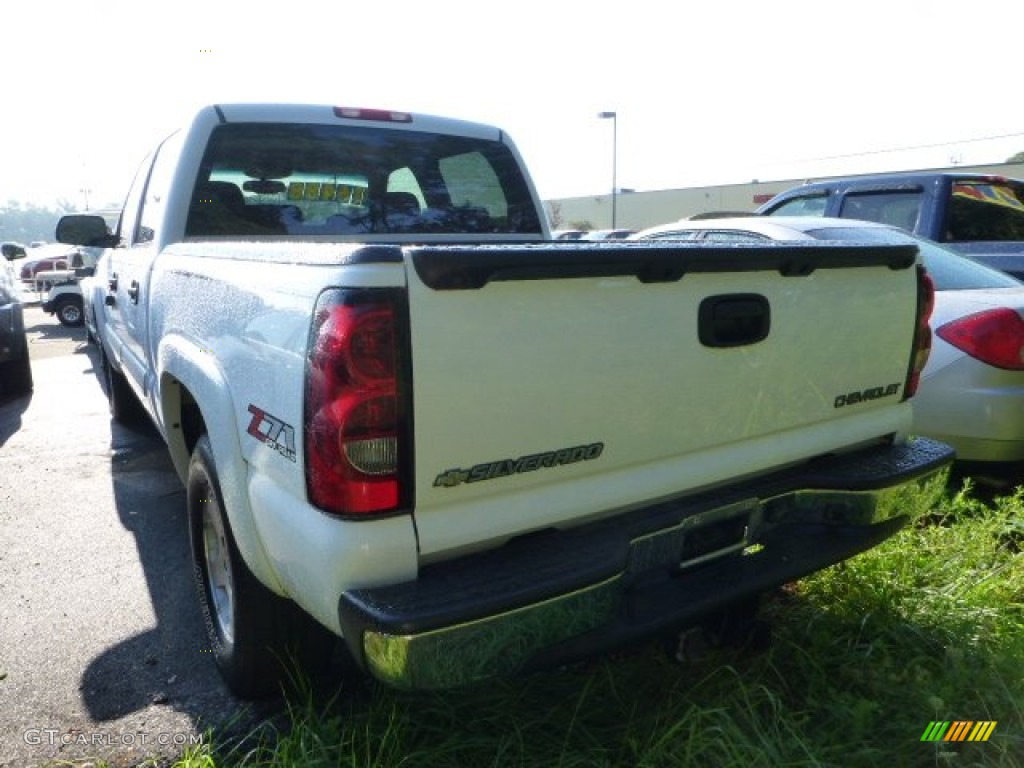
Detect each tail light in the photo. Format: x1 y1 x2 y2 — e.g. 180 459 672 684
333 106 413 123
904 265 934 399
936 308 1024 370
305 289 411 516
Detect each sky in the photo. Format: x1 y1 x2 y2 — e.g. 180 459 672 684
4 0 1022 213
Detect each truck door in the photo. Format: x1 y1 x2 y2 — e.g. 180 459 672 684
105 130 185 417
100 151 153 381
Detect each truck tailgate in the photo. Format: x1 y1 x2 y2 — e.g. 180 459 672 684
405 242 920 559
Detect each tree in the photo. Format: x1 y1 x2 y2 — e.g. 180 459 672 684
0 200 72 244
547 201 564 229
1007 151 1024 163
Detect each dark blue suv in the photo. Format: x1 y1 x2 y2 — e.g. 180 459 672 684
757 172 1024 280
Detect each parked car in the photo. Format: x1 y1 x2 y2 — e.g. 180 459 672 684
19 245 84 291
632 216 1024 469
40 280 85 327
756 172 1024 280
551 229 587 240
35 247 106 328
0 243 32 396
580 228 635 240
2 242 26 260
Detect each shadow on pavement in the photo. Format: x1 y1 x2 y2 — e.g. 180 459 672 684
77 343 276 737
0 389 32 446
23 316 86 344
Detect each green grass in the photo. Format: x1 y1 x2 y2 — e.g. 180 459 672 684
175 481 1024 768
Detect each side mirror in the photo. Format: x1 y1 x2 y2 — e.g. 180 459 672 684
56 214 119 248
1 242 26 261
75 266 96 278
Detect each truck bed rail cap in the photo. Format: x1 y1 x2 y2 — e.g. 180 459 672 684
410 242 919 290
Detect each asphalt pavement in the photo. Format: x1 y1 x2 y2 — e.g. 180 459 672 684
0 306 262 767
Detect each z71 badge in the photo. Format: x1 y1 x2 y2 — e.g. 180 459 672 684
246 404 297 462
434 442 605 488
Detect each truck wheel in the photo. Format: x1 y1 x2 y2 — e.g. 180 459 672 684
187 435 337 699
2 338 32 396
102 348 146 425
55 297 84 327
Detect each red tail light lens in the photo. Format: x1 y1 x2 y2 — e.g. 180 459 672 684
936 308 1024 370
905 266 934 399
305 289 410 516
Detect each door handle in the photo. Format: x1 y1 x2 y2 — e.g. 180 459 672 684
127 280 140 304
698 294 771 348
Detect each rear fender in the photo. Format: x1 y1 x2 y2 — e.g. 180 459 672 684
157 334 287 595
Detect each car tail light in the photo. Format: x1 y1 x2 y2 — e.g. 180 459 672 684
305 289 411 516
935 308 1024 370
904 265 934 399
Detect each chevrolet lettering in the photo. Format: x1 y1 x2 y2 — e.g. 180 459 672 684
834 383 902 409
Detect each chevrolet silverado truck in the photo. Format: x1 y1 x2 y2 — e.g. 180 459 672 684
56 103 953 698
757 172 1024 279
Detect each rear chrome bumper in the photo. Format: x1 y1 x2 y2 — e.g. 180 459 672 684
338 437 953 689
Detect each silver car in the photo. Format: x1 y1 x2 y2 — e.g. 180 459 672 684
632 216 1024 468
0 242 32 397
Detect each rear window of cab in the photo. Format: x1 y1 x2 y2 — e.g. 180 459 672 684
185 123 542 238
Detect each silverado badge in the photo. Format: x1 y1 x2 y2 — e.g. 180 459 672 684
434 443 604 488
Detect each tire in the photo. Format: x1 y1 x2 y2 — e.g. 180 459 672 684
187 435 337 699
102 346 146 425
2 336 32 396
55 296 84 327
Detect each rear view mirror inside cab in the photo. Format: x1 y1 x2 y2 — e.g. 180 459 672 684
244 180 288 195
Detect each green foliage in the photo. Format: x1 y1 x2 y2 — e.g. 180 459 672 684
547 201 564 229
172 483 1024 768
1007 151 1024 164
0 199 77 244
568 220 594 231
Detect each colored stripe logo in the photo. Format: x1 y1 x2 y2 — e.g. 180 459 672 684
952 183 1024 212
921 721 997 742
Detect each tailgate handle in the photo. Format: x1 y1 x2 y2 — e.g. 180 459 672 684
699 294 770 348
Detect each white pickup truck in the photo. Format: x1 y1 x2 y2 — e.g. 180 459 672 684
57 103 953 698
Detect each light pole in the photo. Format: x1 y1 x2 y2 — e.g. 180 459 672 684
597 111 617 228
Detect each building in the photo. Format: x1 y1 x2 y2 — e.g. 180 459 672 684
546 162 1024 233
